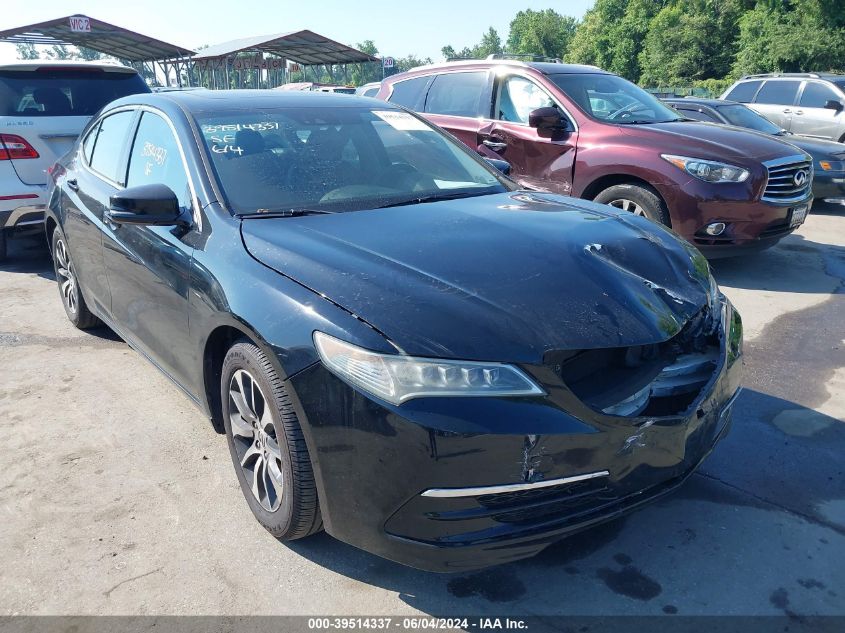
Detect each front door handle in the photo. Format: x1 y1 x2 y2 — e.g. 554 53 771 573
66 179 79 192
783 108 792 113
482 138 507 151
795 110 804 115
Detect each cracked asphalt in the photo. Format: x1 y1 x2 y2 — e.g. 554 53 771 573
0 208 843 618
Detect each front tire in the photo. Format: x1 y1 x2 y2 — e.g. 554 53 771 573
51 228 100 330
593 183 671 227
221 341 322 540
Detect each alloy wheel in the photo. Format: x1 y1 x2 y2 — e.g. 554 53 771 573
228 369 284 512
54 238 77 314
608 198 646 217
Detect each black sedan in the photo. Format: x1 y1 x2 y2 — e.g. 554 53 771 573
666 97 845 211
45 90 743 571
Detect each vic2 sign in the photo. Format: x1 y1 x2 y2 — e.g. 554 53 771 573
69 16 91 33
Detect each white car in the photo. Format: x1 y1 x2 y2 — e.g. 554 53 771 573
355 82 381 97
0 60 149 259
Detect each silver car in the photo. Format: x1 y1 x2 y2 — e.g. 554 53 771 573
721 73 845 142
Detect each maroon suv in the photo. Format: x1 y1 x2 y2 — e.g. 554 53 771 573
377 60 814 256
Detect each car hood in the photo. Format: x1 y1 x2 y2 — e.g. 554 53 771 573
775 133 845 161
621 121 805 163
242 192 713 362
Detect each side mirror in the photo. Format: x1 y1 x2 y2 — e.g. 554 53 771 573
528 107 570 134
823 99 844 112
108 184 188 227
483 157 511 175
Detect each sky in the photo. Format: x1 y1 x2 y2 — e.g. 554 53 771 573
0 0 593 64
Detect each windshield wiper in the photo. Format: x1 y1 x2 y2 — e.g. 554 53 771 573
241 208 336 218
376 189 492 209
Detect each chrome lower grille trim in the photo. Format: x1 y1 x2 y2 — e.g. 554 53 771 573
420 470 611 498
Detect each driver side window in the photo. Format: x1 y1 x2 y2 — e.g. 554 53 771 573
496 76 556 124
126 112 192 212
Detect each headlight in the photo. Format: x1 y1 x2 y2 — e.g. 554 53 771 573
313 331 545 405
661 154 750 183
818 159 845 171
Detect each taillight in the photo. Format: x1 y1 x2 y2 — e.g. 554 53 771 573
0 134 40 160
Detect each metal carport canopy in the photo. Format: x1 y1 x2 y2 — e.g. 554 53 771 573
0 14 195 61
191 30 379 65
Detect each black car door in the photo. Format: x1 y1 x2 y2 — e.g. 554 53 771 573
101 109 197 392
63 109 137 317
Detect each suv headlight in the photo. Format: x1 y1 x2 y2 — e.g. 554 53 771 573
313 331 545 405
662 154 750 183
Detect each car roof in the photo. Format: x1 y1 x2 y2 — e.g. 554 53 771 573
106 89 403 115
388 59 610 78
0 59 138 73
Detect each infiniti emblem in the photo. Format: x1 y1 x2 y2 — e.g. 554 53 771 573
793 170 808 187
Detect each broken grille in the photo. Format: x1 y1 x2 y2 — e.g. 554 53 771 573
557 305 721 418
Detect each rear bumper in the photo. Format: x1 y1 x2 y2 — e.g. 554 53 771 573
0 204 46 230
286 303 743 571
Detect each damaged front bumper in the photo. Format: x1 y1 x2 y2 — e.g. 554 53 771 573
287 299 743 572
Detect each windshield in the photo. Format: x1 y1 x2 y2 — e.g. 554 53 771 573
717 104 782 134
832 80 845 93
197 107 507 214
0 69 149 117
548 74 681 124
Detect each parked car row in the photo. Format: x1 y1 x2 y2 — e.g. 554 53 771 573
375 60 822 256
3 55 838 573
665 96 845 210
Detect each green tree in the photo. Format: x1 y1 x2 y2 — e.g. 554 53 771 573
506 9 577 59
638 0 744 86
441 27 502 61
733 0 845 75
567 0 629 69
45 45 74 60
76 47 104 61
350 40 382 85
15 43 39 60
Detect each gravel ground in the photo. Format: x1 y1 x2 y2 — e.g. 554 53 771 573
0 209 843 618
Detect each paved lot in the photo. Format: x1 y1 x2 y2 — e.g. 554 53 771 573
0 209 843 618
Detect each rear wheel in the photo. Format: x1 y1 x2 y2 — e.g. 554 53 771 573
593 183 671 227
221 341 322 540
51 228 100 330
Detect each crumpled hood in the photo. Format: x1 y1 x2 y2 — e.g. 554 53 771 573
242 192 713 362
622 121 806 163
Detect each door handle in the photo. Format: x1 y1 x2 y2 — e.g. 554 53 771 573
66 178 79 192
782 108 792 113
482 138 507 151
795 110 804 115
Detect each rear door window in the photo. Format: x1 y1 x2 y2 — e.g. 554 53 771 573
0 69 149 117
799 82 839 108
387 76 430 111
724 80 761 103
88 110 136 184
755 81 801 105
126 112 192 210
424 72 487 118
